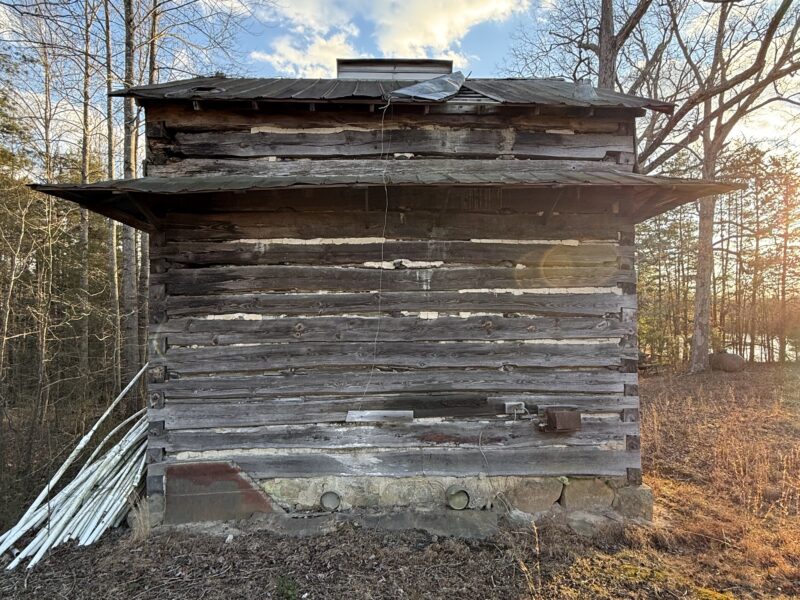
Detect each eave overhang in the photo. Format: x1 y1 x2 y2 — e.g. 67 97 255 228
31 159 740 232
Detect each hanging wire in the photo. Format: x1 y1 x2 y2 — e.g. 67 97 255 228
360 99 393 403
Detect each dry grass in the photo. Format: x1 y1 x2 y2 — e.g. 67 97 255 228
640 365 800 596
126 496 151 543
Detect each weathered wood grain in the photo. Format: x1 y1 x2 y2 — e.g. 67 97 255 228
145 183 640 479
153 340 631 374
162 211 627 242
345 411 414 423
150 419 638 452
149 394 639 428
149 157 636 179
158 129 633 160
149 446 641 478
153 264 634 295
162 291 635 320
152 240 631 268
151 369 636 400
157 315 634 346
152 185 623 214
145 103 631 133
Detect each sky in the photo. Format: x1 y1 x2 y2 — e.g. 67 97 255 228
234 0 534 78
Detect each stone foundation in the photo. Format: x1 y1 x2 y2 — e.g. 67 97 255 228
149 463 653 536
260 474 652 527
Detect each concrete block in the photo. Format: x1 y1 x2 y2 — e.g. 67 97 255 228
262 475 566 514
559 477 615 512
503 477 563 514
612 484 653 521
147 494 165 528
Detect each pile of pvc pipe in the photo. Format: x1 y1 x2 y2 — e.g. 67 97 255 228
0 363 149 570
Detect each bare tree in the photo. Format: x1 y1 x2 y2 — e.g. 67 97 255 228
507 0 800 370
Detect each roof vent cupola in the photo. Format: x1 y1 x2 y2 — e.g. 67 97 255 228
336 58 453 81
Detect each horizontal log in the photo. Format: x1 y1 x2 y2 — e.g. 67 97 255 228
158 128 633 160
157 315 635 345
150 394 639 428
153 264 633 295
150 419 638 452
163 291 635 319
153 340 631 373
152 240 631 268
149 185 625 214
162 211 627 242
150 446 641 478
345 411 414 423
146 103 631 133
151 369 636 400
156 341 632 373
149 157 636 179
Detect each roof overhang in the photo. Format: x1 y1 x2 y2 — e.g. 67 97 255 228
31 159 739 232
109 76 675 114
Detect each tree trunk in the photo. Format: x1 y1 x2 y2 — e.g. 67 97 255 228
78 209 89 379
107 220 121 393
121 227 139 411
78 0 93 385
103 0 121 393
598 0 615 89
778 193 789 363
121 0 140 406
689 158 717 373
123 0 135 180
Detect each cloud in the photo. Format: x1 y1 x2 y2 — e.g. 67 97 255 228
250 0 529 76
250 31 359 77
370 0 529 59
257 0 355 35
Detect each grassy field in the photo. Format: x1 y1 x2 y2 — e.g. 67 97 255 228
0 366 798 599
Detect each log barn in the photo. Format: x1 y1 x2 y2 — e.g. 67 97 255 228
37 59 732 526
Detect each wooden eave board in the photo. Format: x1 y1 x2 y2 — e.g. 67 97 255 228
31 163 740 231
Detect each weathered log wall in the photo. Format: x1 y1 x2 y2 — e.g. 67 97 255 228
143 102 638 175
145 188 641 494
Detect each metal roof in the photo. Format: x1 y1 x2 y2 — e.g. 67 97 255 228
110 76 674 114
33 159 737 230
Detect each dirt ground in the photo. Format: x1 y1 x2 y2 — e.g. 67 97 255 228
1 366 798 600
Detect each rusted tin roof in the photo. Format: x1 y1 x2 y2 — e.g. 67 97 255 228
110 75 674 114
32 159 738 230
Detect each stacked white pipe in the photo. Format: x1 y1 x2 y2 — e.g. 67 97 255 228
0 363 149 570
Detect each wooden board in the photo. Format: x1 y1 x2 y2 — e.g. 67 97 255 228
158 315 635 346
162 290 635 320
145 103 632 133
153 264 633 295
150 394 639 428
153 240 632 268
148 446 641 478
155 128 633 161
162 211 627 242
151 419 638 452
151 369 637 400
153 340 632 374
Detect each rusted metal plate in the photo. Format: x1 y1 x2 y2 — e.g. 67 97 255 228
163 461 276 525
543 409 582 433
